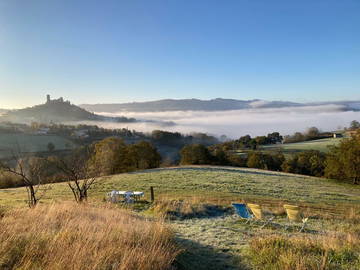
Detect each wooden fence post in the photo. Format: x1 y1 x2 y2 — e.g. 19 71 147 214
150 186 155 202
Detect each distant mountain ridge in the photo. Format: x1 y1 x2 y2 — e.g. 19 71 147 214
0 96 136 124
79 98 360 113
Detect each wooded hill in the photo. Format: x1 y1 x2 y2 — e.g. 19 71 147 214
0 99 136 124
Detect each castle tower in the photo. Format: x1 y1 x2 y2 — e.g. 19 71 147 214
46 94 51 103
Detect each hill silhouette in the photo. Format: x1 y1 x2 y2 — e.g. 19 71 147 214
80 98 360 113
0 96 135 124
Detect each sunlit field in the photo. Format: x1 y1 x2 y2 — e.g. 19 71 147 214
262 137 343 154
0 202 179 270
1 166 359 209
1 166 359 269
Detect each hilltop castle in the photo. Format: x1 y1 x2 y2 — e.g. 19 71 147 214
46 95 70 104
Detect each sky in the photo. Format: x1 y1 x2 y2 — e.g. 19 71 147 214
0 0 359 109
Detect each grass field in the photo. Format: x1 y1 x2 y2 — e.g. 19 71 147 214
1 166 359 269
0 133 77 158
1 166 359 209
262 137 343 154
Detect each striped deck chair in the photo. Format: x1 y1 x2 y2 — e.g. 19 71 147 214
283 204 308 232
247 203 274 229
232 203 254 224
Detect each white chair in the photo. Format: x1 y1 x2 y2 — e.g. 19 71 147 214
124 191 134 203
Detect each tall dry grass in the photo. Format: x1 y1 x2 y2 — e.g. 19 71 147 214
0 202 180 270
247 232 360 270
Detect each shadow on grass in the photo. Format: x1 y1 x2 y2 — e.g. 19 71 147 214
174 237 248 270
168 205 233 220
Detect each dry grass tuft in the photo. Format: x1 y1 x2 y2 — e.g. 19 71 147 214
0 202 180 270
247 232 360 270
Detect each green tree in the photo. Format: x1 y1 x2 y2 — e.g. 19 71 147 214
227 154 247 167
211 148 228 165
47 142 55 152
255 136 268 145
325 130 360 184
247 152 285 171
267 132 283 144
125 141 161 170
306 127 320 138
247 152 266 169
350 120 360 130
88 137 128 175
282 150 326 177
180 144 212 165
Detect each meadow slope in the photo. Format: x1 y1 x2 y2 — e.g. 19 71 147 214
262 137 343 155
1 166 359 270
1 166 359 211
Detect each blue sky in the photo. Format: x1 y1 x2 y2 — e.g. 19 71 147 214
0 0 359 108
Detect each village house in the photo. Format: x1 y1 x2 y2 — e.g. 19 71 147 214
37 127 50 135
73 129 89 139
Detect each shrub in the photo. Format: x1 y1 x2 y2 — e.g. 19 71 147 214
0 170 23 188
282 150 326 177
0 203 180 270
227 154 247 167
247 152 285 171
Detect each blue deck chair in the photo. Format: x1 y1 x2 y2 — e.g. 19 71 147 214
232 203 254 224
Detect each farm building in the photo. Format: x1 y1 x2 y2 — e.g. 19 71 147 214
37 127 50 135
333 133 343 138
73 129 89 138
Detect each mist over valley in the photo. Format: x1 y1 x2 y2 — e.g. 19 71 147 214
91 103 360 138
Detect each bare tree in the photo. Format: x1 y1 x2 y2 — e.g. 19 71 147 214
0 155 48 207
50 147 98 203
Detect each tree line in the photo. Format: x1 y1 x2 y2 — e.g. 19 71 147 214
180 129 360 185
1 126 359 208
216 132 283 151
0 137 161 207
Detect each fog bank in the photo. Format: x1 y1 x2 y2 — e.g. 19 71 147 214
87 105 360 138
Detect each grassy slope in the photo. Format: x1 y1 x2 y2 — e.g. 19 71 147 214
262 137 343 154
1 166 359 211
0 133 76 158
1 166 359 270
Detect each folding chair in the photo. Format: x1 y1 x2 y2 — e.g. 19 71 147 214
247 203 274 229
109 190 120 203
124 191 134 204
283 204 308 232
232 203 254 224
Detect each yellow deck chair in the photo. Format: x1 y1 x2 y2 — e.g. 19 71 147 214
283 204 308 232
247 203 274 228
